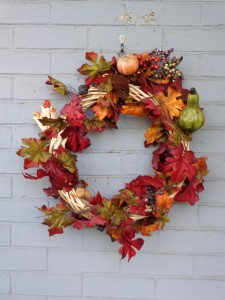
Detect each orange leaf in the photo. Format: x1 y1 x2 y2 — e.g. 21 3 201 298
155 87 185 118
121 103 149 116
156 192 173 212
144 123 164 146
141 224 159 236
92 97 113 121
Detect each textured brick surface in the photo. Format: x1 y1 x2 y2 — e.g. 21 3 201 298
1 0 225 298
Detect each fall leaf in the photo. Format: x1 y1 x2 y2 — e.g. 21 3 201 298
17 138 51 169
92 97 114 121
84 115 106 132
75 188 92 198
77 52 111 86
39 117 67 132
154 86 185 118
144 122 165 146
140 223 159 236
61 97 85 128
54 146 77 174
61 126 91 152
174 183 199 205
121 103 149 116
164 144 198 183
43 157 78 191
46 76 68 96
39 203 75 236
156 192 173 212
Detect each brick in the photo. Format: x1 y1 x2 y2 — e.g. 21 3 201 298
0 225 11 246
158 229 225 253
51 1 124 25
0 127 12 148
0 176 11 198
201 54 225 77
12 272 81 296
179 53 201 77
202 3 225 25
13 174 49 199
203 104 225 128
84 275 154 298
156 279 225 300
14 75 79 100
167 203 198 228
89 128 147 151
0 3 50 24
0 77 12 99
201 180 225 204
127 2 201 26
0 248 47 271
0 200 46 223
88 26 162 51
183 78 225 103
15 26 87 49
48 249 119 273
79 176 130 198
12 223 83 248
191 129 225 153
165 28 225 52
122 152 154 176
51 52 84 74
0 273 10 294
205 155 225 178
0 27 13 48
121 253 193 276
199 206 225 228
0 296 46 300
84 228 120 251
77 152 122 176
0 102 48 124
0 150 22 173
195 255 225 277
12 125 39 149
0 51 50 74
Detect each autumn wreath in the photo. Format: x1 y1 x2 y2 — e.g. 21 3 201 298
17 48 208 260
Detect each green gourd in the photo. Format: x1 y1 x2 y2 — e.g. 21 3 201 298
178 88 205 135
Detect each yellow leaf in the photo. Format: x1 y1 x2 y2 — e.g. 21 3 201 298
144 123 164 145
121 103 149 116
155 87 185 118
141 224 159 236
75 188 92 198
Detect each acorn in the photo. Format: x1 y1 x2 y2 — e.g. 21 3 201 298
178 88 205 135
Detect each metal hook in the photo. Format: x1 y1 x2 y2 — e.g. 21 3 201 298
118 35 126 56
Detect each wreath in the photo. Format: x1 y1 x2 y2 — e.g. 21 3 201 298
17 45 208 260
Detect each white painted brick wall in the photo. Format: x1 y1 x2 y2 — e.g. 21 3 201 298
1 0 225 299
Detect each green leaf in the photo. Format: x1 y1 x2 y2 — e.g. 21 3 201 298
39 204 75 236
46 76 68 96
17 138 51 164
56 150 77 173
77 52 111 79
39 117 68 131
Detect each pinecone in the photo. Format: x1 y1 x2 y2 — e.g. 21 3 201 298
78 85 88 95
112 74 130 101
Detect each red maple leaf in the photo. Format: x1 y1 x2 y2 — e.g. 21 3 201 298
61 95 85 128
118 219 144 261
174 181 201 205
164 144 198 183
43 157 78 191
126 175 165 199
61 126 91 152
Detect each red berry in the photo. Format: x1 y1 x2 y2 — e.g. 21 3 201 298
43 99 51 108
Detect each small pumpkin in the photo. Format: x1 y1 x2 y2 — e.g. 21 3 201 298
117 54 139 75
178 87 205 135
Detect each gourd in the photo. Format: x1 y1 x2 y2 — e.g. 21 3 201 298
178 88 205 135
117 54 139 75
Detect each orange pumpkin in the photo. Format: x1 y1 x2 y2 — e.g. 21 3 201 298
117 54 139 76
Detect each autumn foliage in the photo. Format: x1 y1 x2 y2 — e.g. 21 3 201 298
17 49 208 261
